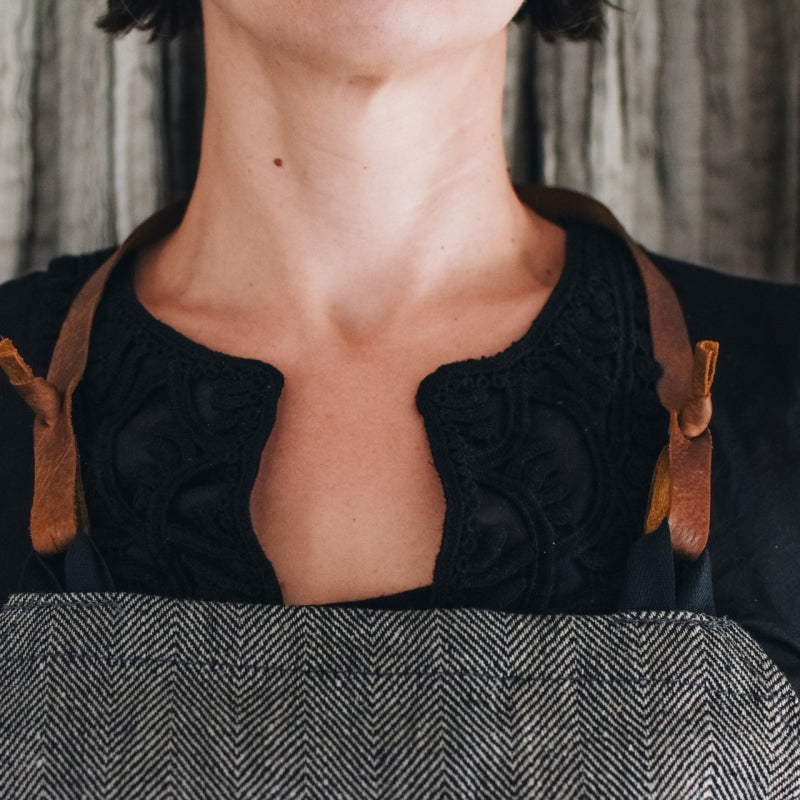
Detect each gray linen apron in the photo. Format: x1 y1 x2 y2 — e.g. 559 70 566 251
0 581 799 798
1 189 798 797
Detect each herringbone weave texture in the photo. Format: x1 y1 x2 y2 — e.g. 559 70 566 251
0 593 798 798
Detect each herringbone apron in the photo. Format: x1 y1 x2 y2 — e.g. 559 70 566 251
1 189 798 798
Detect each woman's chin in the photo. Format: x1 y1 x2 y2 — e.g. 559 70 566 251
203 0 524 77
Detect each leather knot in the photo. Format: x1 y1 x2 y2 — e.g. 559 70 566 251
677 341 718 439
0 338 63 425
645 340 719 559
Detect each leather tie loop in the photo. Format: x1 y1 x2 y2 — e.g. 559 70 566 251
0 339 62 425
644 341 718 557
678 341 718 439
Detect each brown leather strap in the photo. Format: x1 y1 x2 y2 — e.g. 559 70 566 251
1 189 716 559
0 202 187 554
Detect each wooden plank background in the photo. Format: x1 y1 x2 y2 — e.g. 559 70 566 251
1 0 798 282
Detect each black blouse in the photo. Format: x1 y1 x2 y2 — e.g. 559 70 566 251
1 220 799 692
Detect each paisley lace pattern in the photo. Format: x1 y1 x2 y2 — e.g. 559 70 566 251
68 221 666 611
420 224 666 612
74 277 284 601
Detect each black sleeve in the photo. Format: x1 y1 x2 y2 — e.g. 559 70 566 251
655 253 800 694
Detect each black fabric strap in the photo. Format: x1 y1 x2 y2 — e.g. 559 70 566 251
621 519 715 614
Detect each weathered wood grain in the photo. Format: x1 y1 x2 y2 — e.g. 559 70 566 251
52 0 115 256
0 1 36 274
534 0 800 280
1 0 178 279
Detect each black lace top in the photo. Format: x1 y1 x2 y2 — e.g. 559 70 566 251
65 221 667 611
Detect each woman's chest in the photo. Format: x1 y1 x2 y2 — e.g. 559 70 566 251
248 364 447 605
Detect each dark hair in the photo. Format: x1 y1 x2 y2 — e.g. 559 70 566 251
97 0 608 42
514 1 609 42
97 0 201 39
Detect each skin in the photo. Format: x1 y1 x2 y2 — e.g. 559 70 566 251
135 0 567 604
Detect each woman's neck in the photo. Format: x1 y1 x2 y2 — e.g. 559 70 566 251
140 7 561 335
